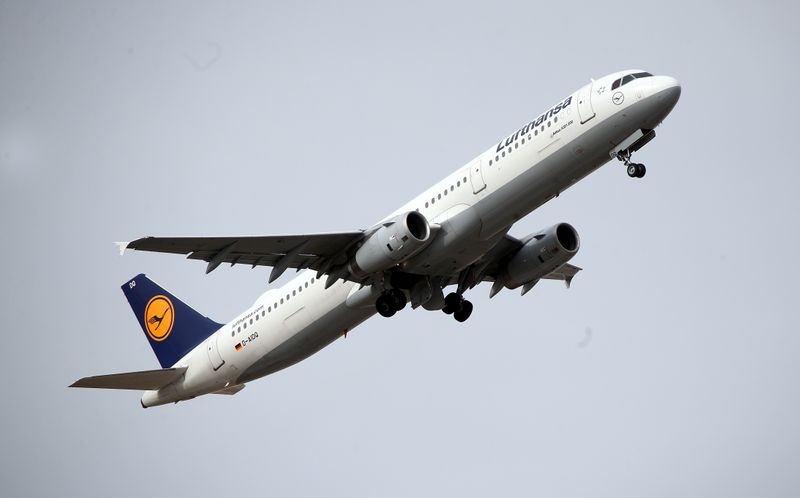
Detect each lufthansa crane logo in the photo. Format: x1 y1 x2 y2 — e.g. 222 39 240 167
612 91 625 105
144 295 174 342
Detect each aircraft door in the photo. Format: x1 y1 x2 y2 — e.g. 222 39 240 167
206 334 225 370
577 82 596 124
470 159 486 194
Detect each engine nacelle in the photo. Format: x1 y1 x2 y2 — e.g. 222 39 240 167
503 223 580 288
349 211 432 276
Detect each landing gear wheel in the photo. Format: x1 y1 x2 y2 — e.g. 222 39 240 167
453 300 473 322
443 292 461 315
387 289 407 311
618 150 646 179
375 295 396 317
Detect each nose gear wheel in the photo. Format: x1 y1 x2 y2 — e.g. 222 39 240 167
617 150 646 178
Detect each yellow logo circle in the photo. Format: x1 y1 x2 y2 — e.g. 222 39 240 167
144 295 174 342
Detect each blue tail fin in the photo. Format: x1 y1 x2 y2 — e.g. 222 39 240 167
122 274 223 368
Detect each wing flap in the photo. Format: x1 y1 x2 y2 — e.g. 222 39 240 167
69 367 187 390
542 263 582 287
212 384 246 395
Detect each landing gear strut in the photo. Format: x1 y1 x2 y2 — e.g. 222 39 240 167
375 289 407 318
442 292 473 322
617 150 646 178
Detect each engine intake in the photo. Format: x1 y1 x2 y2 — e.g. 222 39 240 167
503 223 580 288
350 211 432 276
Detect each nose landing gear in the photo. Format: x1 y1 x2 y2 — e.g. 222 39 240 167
442 292 473 322
618 150 646 178
612 128 655 179
626 162 646 178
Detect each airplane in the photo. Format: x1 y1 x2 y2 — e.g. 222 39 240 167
71 69 681 407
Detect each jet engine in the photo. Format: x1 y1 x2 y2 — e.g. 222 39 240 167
349 211 432 276
502 223 580 288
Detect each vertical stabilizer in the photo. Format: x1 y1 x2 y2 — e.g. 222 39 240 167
121 274 222 368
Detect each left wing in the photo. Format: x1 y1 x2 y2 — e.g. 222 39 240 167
438 233 582 297
120 231 365 283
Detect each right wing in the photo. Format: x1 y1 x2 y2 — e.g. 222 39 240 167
70 367 187 390
121 231 365 283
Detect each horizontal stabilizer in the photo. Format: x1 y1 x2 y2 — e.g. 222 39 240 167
69 367 187 390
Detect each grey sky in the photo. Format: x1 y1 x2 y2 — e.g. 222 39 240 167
1 1 799 497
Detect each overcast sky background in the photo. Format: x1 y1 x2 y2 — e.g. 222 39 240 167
2 1 799 497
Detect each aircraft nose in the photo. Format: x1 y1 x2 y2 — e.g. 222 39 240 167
657 75 681 107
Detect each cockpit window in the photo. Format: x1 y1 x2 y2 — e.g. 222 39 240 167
611 72 654 90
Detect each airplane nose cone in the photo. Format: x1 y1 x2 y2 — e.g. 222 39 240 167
659 76 681 107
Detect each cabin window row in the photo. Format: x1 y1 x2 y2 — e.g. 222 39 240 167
488 116 558 166
422 176 469 209
231 277 319 336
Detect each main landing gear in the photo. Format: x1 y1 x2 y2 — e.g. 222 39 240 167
617 150 646 178
442 292 473 323
375 289 407 318
374 289 473 323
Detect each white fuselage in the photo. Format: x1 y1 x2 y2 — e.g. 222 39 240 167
141 70 681 407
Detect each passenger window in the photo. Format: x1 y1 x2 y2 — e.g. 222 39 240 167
463 177 467 183
280 298 284 304
437 194 441 200
425 202 429 208
502 151 505 157
244 322 247 329
489 160 493 166
450 186 454 192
